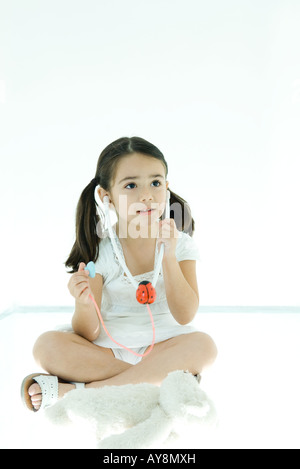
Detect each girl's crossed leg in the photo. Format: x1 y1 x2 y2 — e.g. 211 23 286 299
28 330 217 410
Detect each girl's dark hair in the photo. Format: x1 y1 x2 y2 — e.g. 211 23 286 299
65 136 195 273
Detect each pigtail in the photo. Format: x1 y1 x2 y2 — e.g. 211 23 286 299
169 189 195 236
65 178 101 273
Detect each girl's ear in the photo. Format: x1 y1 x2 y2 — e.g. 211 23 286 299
97 187 111 203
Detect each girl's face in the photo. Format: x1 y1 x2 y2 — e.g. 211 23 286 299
100 152 168 238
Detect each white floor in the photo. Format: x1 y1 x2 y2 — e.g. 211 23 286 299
1 308 300 449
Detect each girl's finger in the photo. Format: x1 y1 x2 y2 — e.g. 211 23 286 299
74 279 89 290
79 285 90 298
78 262 86 272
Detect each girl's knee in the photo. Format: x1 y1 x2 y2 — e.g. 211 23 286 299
190 331 218 365
32 331 66 367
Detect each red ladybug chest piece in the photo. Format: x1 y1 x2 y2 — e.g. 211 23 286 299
136 281 157 304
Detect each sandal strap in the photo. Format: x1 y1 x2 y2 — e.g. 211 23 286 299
33 375 59 409
70 381 85 389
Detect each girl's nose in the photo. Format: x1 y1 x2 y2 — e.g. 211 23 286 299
140 188 154 202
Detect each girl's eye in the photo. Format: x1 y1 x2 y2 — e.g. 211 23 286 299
125 180 161 189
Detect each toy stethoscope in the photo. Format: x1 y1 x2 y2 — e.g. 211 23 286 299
84 191 170 358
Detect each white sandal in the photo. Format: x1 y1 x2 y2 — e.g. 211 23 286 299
21 373 84 412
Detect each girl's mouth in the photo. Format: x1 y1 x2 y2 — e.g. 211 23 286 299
137 208 154 216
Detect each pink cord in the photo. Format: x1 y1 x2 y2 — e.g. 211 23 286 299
88 294 156 357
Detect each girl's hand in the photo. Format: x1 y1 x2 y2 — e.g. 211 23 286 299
157 218 179 259
67 262 92 304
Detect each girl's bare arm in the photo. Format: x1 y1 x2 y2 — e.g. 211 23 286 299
68 263 102 341
163 257 199 324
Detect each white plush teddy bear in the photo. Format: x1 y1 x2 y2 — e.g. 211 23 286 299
45 370 216 449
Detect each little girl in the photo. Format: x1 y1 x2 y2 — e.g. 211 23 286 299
21 136 217 412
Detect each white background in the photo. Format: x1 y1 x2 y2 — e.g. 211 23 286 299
1 0 300 311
